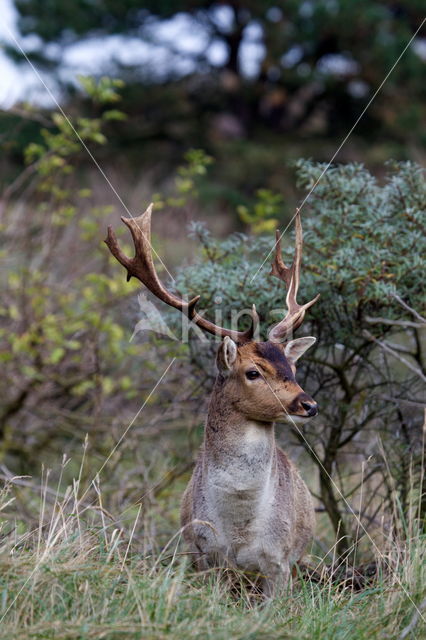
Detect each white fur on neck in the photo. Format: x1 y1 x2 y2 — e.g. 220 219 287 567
205 420 275 530
241 420 273 446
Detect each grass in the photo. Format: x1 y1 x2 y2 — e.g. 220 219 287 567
0 535 424 639
0 458 425 640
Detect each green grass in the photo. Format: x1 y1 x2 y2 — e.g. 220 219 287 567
1 516 424 638
0 539 424 640
0 454 425 640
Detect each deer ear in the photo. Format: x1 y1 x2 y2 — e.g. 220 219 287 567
216 336 238 373
284 337 316 363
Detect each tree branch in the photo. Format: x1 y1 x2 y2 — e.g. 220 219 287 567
391 293 426 323
365 316 424 329
363 330 426 383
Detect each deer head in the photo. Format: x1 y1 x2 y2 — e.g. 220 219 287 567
105 204 319 424
214 336 318 425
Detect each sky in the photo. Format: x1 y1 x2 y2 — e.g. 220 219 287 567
0 0 48 106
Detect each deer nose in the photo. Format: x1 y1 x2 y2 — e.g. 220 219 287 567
301 400 318 417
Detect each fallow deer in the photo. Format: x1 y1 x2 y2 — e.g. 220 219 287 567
105 205 319 595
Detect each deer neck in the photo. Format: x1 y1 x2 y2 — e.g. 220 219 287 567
203 376 277 493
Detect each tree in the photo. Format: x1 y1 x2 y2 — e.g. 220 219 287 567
11 1 426 138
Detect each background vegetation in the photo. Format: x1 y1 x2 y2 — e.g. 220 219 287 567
0 2 425 638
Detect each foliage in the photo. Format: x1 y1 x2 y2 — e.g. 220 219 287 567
78 75 126 107
154 148 214 209
175 161 425 336
0 77 151 469
295 160 425 316
237 188 283 234
172 160 425 551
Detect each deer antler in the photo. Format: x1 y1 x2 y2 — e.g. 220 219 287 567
268 211 319 342
105 203 258 344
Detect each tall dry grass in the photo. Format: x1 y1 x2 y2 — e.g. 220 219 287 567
0 442 424 640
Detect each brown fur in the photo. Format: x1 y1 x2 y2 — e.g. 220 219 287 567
181 338 317 596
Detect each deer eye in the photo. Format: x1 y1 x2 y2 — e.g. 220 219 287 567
245 370 261 380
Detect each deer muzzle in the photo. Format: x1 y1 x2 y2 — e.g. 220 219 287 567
288 392 318 418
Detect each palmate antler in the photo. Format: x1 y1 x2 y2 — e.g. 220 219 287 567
268 211 319 342
105 203 259 344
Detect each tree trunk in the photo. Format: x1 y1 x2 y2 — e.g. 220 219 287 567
319 463 351 558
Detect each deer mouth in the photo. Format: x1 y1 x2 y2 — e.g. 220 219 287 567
280 413 316 425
